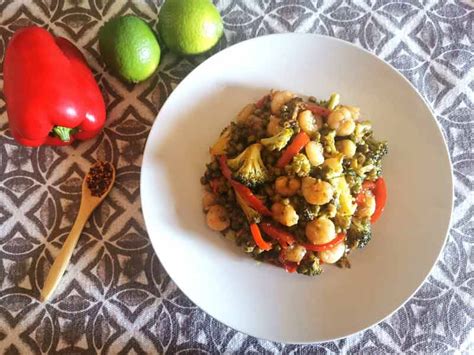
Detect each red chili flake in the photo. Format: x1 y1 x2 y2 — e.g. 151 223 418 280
86 161 113 197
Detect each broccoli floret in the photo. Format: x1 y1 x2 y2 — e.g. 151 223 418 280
365 137 388 162
345 169 364 194
330 175 357 216
291 195 319 222
227 143 268 187
210 126 231 155
235 190 261 224
355 136 388 180
285 153 311 177
260 128 294 151
280 98 304 129
365 137 388 180
349 152 375 179
320 129 337 157
351 121 372 144
321 154 344 179
297 253 323 276
300 203 320 222
334 213 352 231
347 217 372 249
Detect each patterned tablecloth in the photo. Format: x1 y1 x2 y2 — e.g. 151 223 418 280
0 0 472 353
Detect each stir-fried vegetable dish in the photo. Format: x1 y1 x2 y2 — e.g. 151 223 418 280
201 90 388 275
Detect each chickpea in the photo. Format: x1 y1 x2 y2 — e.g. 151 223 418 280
272 202 299 227
298 110 322 136
281 244 307 264
306 216 336 245
302 177 334 205
319 242 345 264
271 90 295 114
275 176 301 197
236 103 256 123
305 141 324 166
356 192 376 218
322 156 343 176
338 119 356 136
336 139 357 158
327 107 356 136
206 205 230 231
267 115 282 136
202 190 218 211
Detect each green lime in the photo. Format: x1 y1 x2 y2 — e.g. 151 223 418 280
99 15 160 83
158 0 224 55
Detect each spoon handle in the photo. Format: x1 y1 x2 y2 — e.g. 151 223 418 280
40 206 91 302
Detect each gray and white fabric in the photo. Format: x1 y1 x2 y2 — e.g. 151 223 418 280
0 0 472 353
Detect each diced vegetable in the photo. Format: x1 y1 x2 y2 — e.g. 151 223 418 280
260 222 296 247
276 132 310 168
250 223 271 251
304 233 345 252
305 103 331 117
371 177 387 223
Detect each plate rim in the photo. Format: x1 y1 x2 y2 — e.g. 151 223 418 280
140 32 454 344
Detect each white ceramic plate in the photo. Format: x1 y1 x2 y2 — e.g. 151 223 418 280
141 34 452 343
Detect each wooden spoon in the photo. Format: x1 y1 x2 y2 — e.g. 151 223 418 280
40 161 115 302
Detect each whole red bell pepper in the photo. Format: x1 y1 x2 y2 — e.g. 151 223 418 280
3 26 106 146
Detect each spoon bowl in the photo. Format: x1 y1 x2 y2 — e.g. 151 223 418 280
40 161 115 302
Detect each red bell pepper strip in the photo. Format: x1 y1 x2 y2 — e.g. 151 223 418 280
303 233 346 252
355 192 366 205
362 181 376 190
255 95 269 109
218 156 272 216
371 177 387 224
232 183 272 216
277 250 298 273
3 26 106 146
250 223 272 251
276 132 310 168
305 103 331 117
218 155 233 180
260 223 296 247
355 178 387 223
283 261 298 273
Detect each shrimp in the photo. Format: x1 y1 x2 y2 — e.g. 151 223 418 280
271 90 295 115
271 201 299 227
275 176 301 197
202 190 218 211
267 115 282 136
336 139 356 158
298 110 322 136
356 192 376 218
327 107 355 136
305 216 336 245
344 105 360 120
206 205 230 231
305 141 324 166
319 242 345 264
301 177 334 205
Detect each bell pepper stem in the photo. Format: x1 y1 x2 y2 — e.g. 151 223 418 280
52 126 74 142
